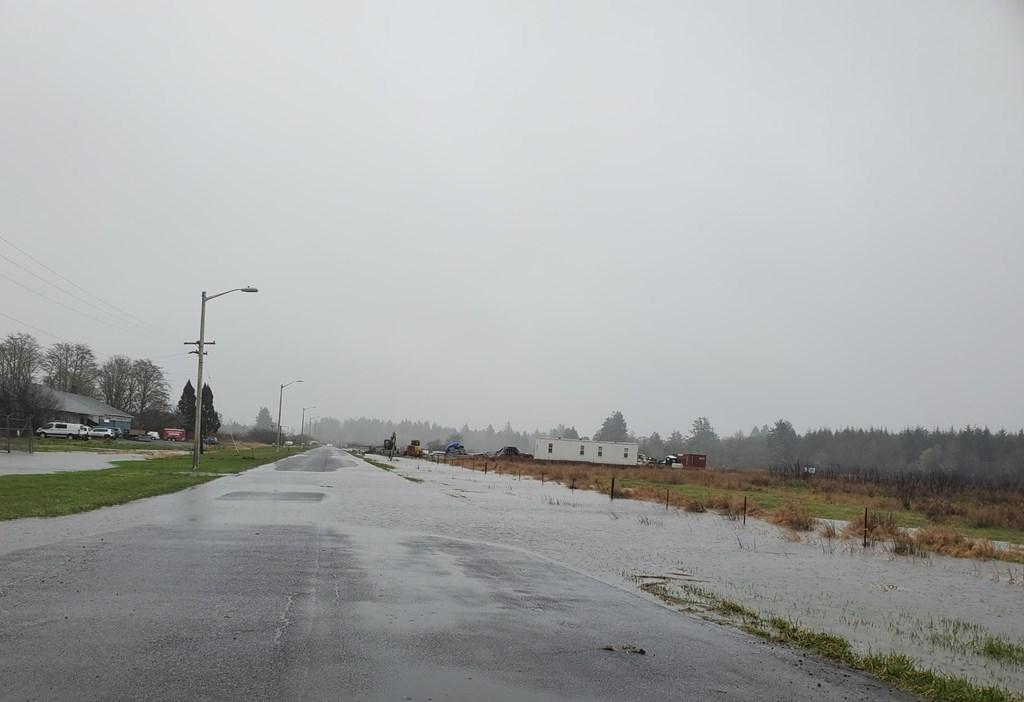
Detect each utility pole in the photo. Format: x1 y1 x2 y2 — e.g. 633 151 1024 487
193 293 207 471
301 406 316 447
276 380 302 451
185 286 257 471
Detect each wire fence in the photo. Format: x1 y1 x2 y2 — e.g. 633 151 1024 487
3 415 34 454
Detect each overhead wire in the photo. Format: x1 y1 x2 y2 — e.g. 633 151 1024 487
0 249 154 333
0 270 153 335
0 310 67 341
0 233 161 333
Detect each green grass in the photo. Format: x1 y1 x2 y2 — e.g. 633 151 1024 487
357 454 424 483
32 437 189 453
0 446 281 520
982 637 1024 666
640 580 1021 702
359 454 395 472
862 653 1015 702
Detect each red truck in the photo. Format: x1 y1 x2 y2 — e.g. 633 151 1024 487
161 428 186 442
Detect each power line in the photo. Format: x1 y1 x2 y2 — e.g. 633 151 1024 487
0 231 157 329
0 310 66 341
0 270 159 336
0 249 159 336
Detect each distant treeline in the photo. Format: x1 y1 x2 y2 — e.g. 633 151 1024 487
646 420 1024 488
224 408 1024 486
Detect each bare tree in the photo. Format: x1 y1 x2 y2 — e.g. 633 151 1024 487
0 332 52 421
41 342 99 396
97 355 137 412
130 359 169 419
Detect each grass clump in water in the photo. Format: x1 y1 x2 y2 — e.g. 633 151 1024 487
861 653 1016 702
639 578 1020 702
981 637 1024 666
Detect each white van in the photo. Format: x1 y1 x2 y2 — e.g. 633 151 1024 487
36 422 88 439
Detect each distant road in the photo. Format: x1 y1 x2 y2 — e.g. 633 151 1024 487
0 447 909 701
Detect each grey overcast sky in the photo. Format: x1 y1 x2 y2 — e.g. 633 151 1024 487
2 1 1023 437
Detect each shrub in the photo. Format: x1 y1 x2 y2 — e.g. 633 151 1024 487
684 499 706 513
769 503 815 531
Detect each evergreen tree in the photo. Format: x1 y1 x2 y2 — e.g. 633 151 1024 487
768 419 799 467
177 380 196 436
595 411 629 442
201 384 221 437
684 416 720 456
664 430 685 455
643 431 666 459
563 425 580 439
255 406 273 431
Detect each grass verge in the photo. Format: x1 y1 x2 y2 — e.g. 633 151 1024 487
31 437 187 453
357 453 395 472
0 446 281 520
356 453 424 483
639 579 1020 702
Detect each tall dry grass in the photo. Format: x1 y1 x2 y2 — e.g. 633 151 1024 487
451 455 1024 562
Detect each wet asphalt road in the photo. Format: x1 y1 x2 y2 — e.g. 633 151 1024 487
0 447 911 701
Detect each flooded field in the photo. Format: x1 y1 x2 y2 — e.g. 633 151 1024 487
374 455 1024 693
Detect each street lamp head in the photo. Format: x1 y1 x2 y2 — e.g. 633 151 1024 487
241 287 258 293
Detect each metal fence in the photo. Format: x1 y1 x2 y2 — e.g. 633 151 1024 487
3 415 34 453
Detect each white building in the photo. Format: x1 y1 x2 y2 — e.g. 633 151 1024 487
534 437 639 466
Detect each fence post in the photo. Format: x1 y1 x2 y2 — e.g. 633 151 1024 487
666 489 670 510
571 478 576 492
541 473 545 486
863 507 869 548
743 495 747 525
610 476 615 501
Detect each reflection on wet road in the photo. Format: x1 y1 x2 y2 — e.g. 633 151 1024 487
0 447 910 701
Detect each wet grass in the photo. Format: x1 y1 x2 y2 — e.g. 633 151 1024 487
32 437 185 453
358 453 425 485
358 454 396 472
640 579 1020 702
982 637 1024 666
0 446 282 520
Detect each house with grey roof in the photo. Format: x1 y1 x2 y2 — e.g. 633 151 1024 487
42 388 133 432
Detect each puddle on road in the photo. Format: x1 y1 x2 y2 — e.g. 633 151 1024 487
275 465 337 472
217 491 325 502
274 457 357 472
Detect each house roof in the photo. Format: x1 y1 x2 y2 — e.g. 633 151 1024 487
42 387 133 420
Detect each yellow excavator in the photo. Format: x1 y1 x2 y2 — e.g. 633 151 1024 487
404 439 423 457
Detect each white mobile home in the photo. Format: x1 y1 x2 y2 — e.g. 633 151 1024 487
534 437 639 466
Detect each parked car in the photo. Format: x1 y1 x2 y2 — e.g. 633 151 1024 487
36 422 87 440
88 427 117 440
203 436 219 445
146 431 160 440
161 428 186 442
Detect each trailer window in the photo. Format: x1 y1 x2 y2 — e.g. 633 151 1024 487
624 448 629 459
579 445 584 456
598 446 603 457
547 443 553 454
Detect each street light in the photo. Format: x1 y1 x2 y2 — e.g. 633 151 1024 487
276 380 303 451
191 286 258 471
301 406 317 446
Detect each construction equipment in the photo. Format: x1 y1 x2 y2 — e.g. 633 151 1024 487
382 432 398 459
404 439 423 457
444 441 467 456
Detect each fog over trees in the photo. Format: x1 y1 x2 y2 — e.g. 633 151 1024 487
273 410 1024 486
